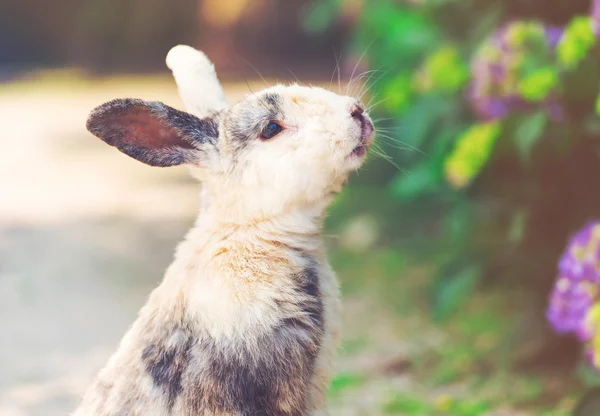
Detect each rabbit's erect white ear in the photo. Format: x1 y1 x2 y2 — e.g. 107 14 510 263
166 45 229 118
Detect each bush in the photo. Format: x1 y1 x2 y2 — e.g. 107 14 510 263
304 0 600 371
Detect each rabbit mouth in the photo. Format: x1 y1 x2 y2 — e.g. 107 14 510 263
351 144 367 157
350 116 374 158
361 116 374 140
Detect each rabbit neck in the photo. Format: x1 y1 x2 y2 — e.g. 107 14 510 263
190 200 325 254
145 197 327 341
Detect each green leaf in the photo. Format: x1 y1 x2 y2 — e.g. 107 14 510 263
444 121 502 188
327 372 365 396
359 5 439 68
513 112 547 161
517 67 559 102
576 359 600 387
414 45 469 93
508 209 528 243
453 399 491 416
399 95 454 148
301 0 339 34
384 394 431 415
391 162 441 201
444 199 473 244
558 16 596 70
596 92 600 115
432 262 482 322
382 74 414 113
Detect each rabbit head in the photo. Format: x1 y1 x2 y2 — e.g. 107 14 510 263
86 46 375 222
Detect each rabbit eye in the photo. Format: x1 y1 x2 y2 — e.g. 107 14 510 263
260 121 283 140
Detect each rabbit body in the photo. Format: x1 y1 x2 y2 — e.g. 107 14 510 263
73 46 374 416
74 209 339 416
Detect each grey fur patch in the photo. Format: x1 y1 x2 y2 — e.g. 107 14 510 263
86 98 219 167
293 260 324 333
142 324 193 409
263 92 282 108
185 259 323 415
225 92 284 149
139 258 323 415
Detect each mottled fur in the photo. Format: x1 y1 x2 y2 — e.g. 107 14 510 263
74 46 374 416
87 99 220 167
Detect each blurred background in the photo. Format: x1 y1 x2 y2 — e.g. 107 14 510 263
3 0 600 415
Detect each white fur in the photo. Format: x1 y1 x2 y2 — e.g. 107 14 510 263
166 45 229 117
75 45 374 416
167 45 229 215
190 83 372 224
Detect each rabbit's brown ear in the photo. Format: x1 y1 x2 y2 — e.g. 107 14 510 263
86 98 219 167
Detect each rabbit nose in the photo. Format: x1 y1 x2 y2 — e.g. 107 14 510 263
350 102 365 123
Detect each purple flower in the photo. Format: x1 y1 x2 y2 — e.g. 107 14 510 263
548 221 600 366
470 97 510 120
545 98 564 122
592 0 600 38
545 26 564 48
469 21 562 120
547 278 595 335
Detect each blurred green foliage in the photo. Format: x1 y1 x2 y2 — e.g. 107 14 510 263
306 0 600 380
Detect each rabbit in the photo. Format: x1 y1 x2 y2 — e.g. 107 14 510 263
73 45 375 416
